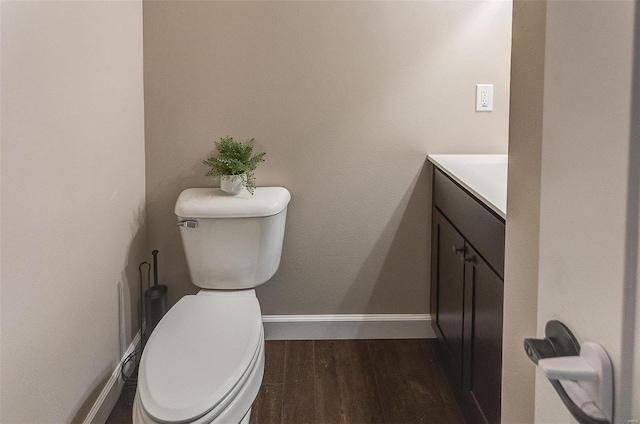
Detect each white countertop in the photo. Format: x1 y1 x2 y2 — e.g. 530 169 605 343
428 154 508 219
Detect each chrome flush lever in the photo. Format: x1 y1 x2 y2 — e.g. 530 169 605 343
177 220 198 228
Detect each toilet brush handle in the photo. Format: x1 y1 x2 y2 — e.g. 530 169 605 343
152 250 159 286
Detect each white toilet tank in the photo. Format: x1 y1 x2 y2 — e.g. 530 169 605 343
175 187 291 290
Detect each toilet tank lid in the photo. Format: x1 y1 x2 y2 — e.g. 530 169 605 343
175 187 291 218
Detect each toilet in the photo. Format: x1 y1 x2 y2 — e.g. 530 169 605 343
133 187 291 424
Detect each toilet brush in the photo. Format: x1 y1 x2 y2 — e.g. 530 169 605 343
145 250 168 336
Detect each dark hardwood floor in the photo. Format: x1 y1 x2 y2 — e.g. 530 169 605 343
106 339 463 424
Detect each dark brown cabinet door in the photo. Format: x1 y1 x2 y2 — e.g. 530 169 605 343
431 209 466 386
463 244 503 424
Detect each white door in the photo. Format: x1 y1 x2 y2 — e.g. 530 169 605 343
534 1 639 422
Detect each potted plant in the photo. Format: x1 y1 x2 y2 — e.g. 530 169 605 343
203 136 266 195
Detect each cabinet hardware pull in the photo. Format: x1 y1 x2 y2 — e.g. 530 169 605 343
452 245 464 255
464 255 476 263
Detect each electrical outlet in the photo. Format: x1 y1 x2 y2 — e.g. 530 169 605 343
476 84 493 112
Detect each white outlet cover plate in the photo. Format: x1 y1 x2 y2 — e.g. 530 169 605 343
476 84 493 112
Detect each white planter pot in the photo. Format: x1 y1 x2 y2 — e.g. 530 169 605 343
220 174 245 195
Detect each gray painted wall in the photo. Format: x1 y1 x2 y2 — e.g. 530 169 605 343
1 2 146 422
143 0 513 315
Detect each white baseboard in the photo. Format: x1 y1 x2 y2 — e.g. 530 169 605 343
83 331 142 424
262 314 435 340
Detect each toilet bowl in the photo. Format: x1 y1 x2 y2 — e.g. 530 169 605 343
133 291 265 424
133 187 290 424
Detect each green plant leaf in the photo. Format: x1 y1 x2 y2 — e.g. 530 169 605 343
203 136 266 194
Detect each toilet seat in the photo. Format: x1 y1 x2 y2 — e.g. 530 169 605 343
137 294 263 423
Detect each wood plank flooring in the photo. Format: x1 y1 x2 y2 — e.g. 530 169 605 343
106 339 463 424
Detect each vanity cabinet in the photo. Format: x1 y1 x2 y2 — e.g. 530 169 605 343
430 167 505 424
